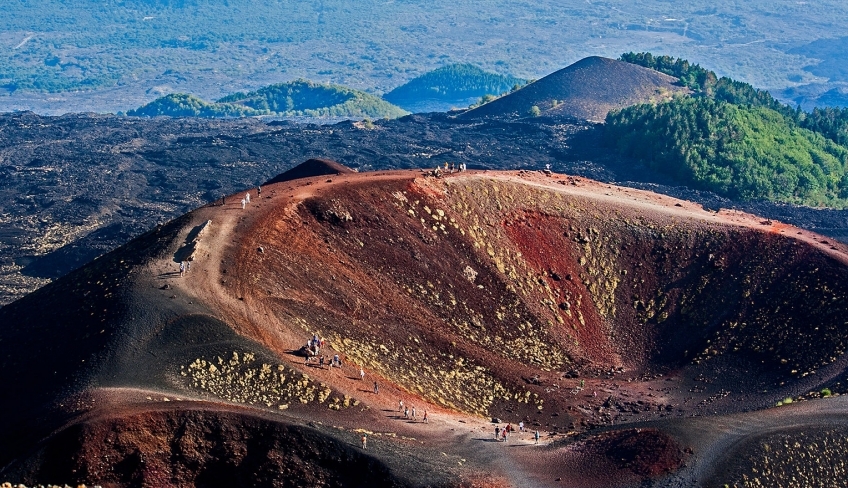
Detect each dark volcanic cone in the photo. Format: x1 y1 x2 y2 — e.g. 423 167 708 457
265 158 355 185
461 56 688 122
3 169 848 487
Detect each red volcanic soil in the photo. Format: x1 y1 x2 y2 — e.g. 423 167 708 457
3 164 848 487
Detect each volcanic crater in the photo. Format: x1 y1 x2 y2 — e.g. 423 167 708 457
3 161 848 487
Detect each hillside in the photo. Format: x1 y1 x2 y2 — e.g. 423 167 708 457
460 56 688 122
219 80 408 119
126 93 266 117
383 64 526 113
606 97 848 207
608 53 848 208
3 165 848 487
128 81 408 119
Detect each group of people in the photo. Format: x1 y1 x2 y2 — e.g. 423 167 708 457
398 399 428 423
309 353 343 369
304 334 336 368
443 161 467 173
240 186 262 209
178 260 191 276
433 162 467 177
494 423 540 444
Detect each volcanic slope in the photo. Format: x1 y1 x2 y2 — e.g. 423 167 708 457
461 56 688 122
4 163 848 487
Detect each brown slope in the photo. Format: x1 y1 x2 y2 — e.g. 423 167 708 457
460 56 688 122
3 169 848 487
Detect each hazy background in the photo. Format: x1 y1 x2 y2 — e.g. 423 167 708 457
2 0 848 114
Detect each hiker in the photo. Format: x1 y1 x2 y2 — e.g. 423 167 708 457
505 423 512 439
333 354 340 367
502 429 507 442
179 261 185 277
399 399 404 412
404 406 409 419
495 426 500 440
360 368 365 380
423 410 428 423
373 381 379 394
241 198 246 209
257 185 261 196
519 421 524 433
319 356 325 368
186 261 190 272
534 430 540 444
411 406 416 419
245 192 251 203
361 433 367 449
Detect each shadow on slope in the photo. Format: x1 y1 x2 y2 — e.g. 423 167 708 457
5 408 406 488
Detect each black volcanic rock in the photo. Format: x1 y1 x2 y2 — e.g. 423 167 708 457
2 110 848 308
461 56 688 122
265 158 355 184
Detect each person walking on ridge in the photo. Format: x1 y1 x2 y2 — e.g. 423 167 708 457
361 433 367 449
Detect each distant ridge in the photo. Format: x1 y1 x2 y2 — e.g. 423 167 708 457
220 80 408 119
265 158 355 184
383 64 526 113
128 80 408 119
461 56 688 122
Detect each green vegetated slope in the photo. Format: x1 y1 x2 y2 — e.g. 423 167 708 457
129 80 408 119
126 93 265 117
383 64 526 106
220 80 407 118
608 52 848 208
